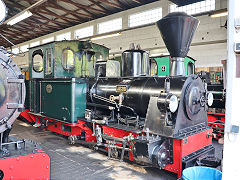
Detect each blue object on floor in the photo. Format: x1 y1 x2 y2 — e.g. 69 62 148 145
182 166 222 180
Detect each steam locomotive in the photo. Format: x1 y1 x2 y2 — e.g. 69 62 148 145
20 12 217 178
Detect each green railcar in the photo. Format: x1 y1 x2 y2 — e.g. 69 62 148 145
151 56 195 76
27 40 109 123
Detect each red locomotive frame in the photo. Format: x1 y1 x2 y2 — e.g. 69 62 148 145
0 151 50 180
20 110 213 178
207 112 225 139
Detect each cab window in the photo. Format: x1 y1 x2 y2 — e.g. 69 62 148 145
46 48 53 74
32 49 43 72
62 48 75 70
187 62 194 75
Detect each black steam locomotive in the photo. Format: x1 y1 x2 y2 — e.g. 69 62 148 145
20 12 217 178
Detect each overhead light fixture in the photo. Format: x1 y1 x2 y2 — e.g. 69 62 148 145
0 0 7 24
7 11 33 26
5 0 47 26
210 9 228 18
91 33 121 41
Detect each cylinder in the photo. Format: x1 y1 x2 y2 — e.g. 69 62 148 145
122 50 150 77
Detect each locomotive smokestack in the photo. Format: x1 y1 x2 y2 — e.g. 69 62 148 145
156 12 199 76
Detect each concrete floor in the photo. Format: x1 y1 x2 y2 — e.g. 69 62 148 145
11 119 223 180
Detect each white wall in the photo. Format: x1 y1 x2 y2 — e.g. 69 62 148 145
11 0 227 68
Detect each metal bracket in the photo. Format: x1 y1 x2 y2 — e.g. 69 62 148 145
164 78 170 93
7 103 24 109
7 78 24 83
6 76 25 112
183 138 188 144
0 117 8 125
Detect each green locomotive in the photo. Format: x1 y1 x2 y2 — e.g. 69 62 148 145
24 40 110 125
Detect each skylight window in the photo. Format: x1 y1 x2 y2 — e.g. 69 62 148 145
74 26 94 39
20 44 29 53
56 32 71 41
169 0 215 15
42 37 54 44
98 18 122 34
129 8 162 27
30 41 40 48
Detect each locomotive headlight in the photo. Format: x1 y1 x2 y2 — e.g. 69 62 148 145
169 95 178 113
207 92 213 106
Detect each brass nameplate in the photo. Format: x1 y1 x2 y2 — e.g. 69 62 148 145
116 85 128 93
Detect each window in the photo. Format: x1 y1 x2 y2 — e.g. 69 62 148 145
129 8 162 27
98 18 122 34
46 48 53 75
12 47 19 54
62 49 75 70
56 32 71 41
169 0 215 15
30 41 40 48
42 37 54 44
74 26 94 39
20 44 29 53
32 49 43 72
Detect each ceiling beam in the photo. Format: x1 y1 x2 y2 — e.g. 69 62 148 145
95 0 123 9
39 7 79 24
47 1 92 20
28 16 60 29
19 0 74 27
59 0 106 14
19 22 51 32
56 0 97 18
33 12 69 27
0 29 28 39
88 0 108 13
5 1 28 10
